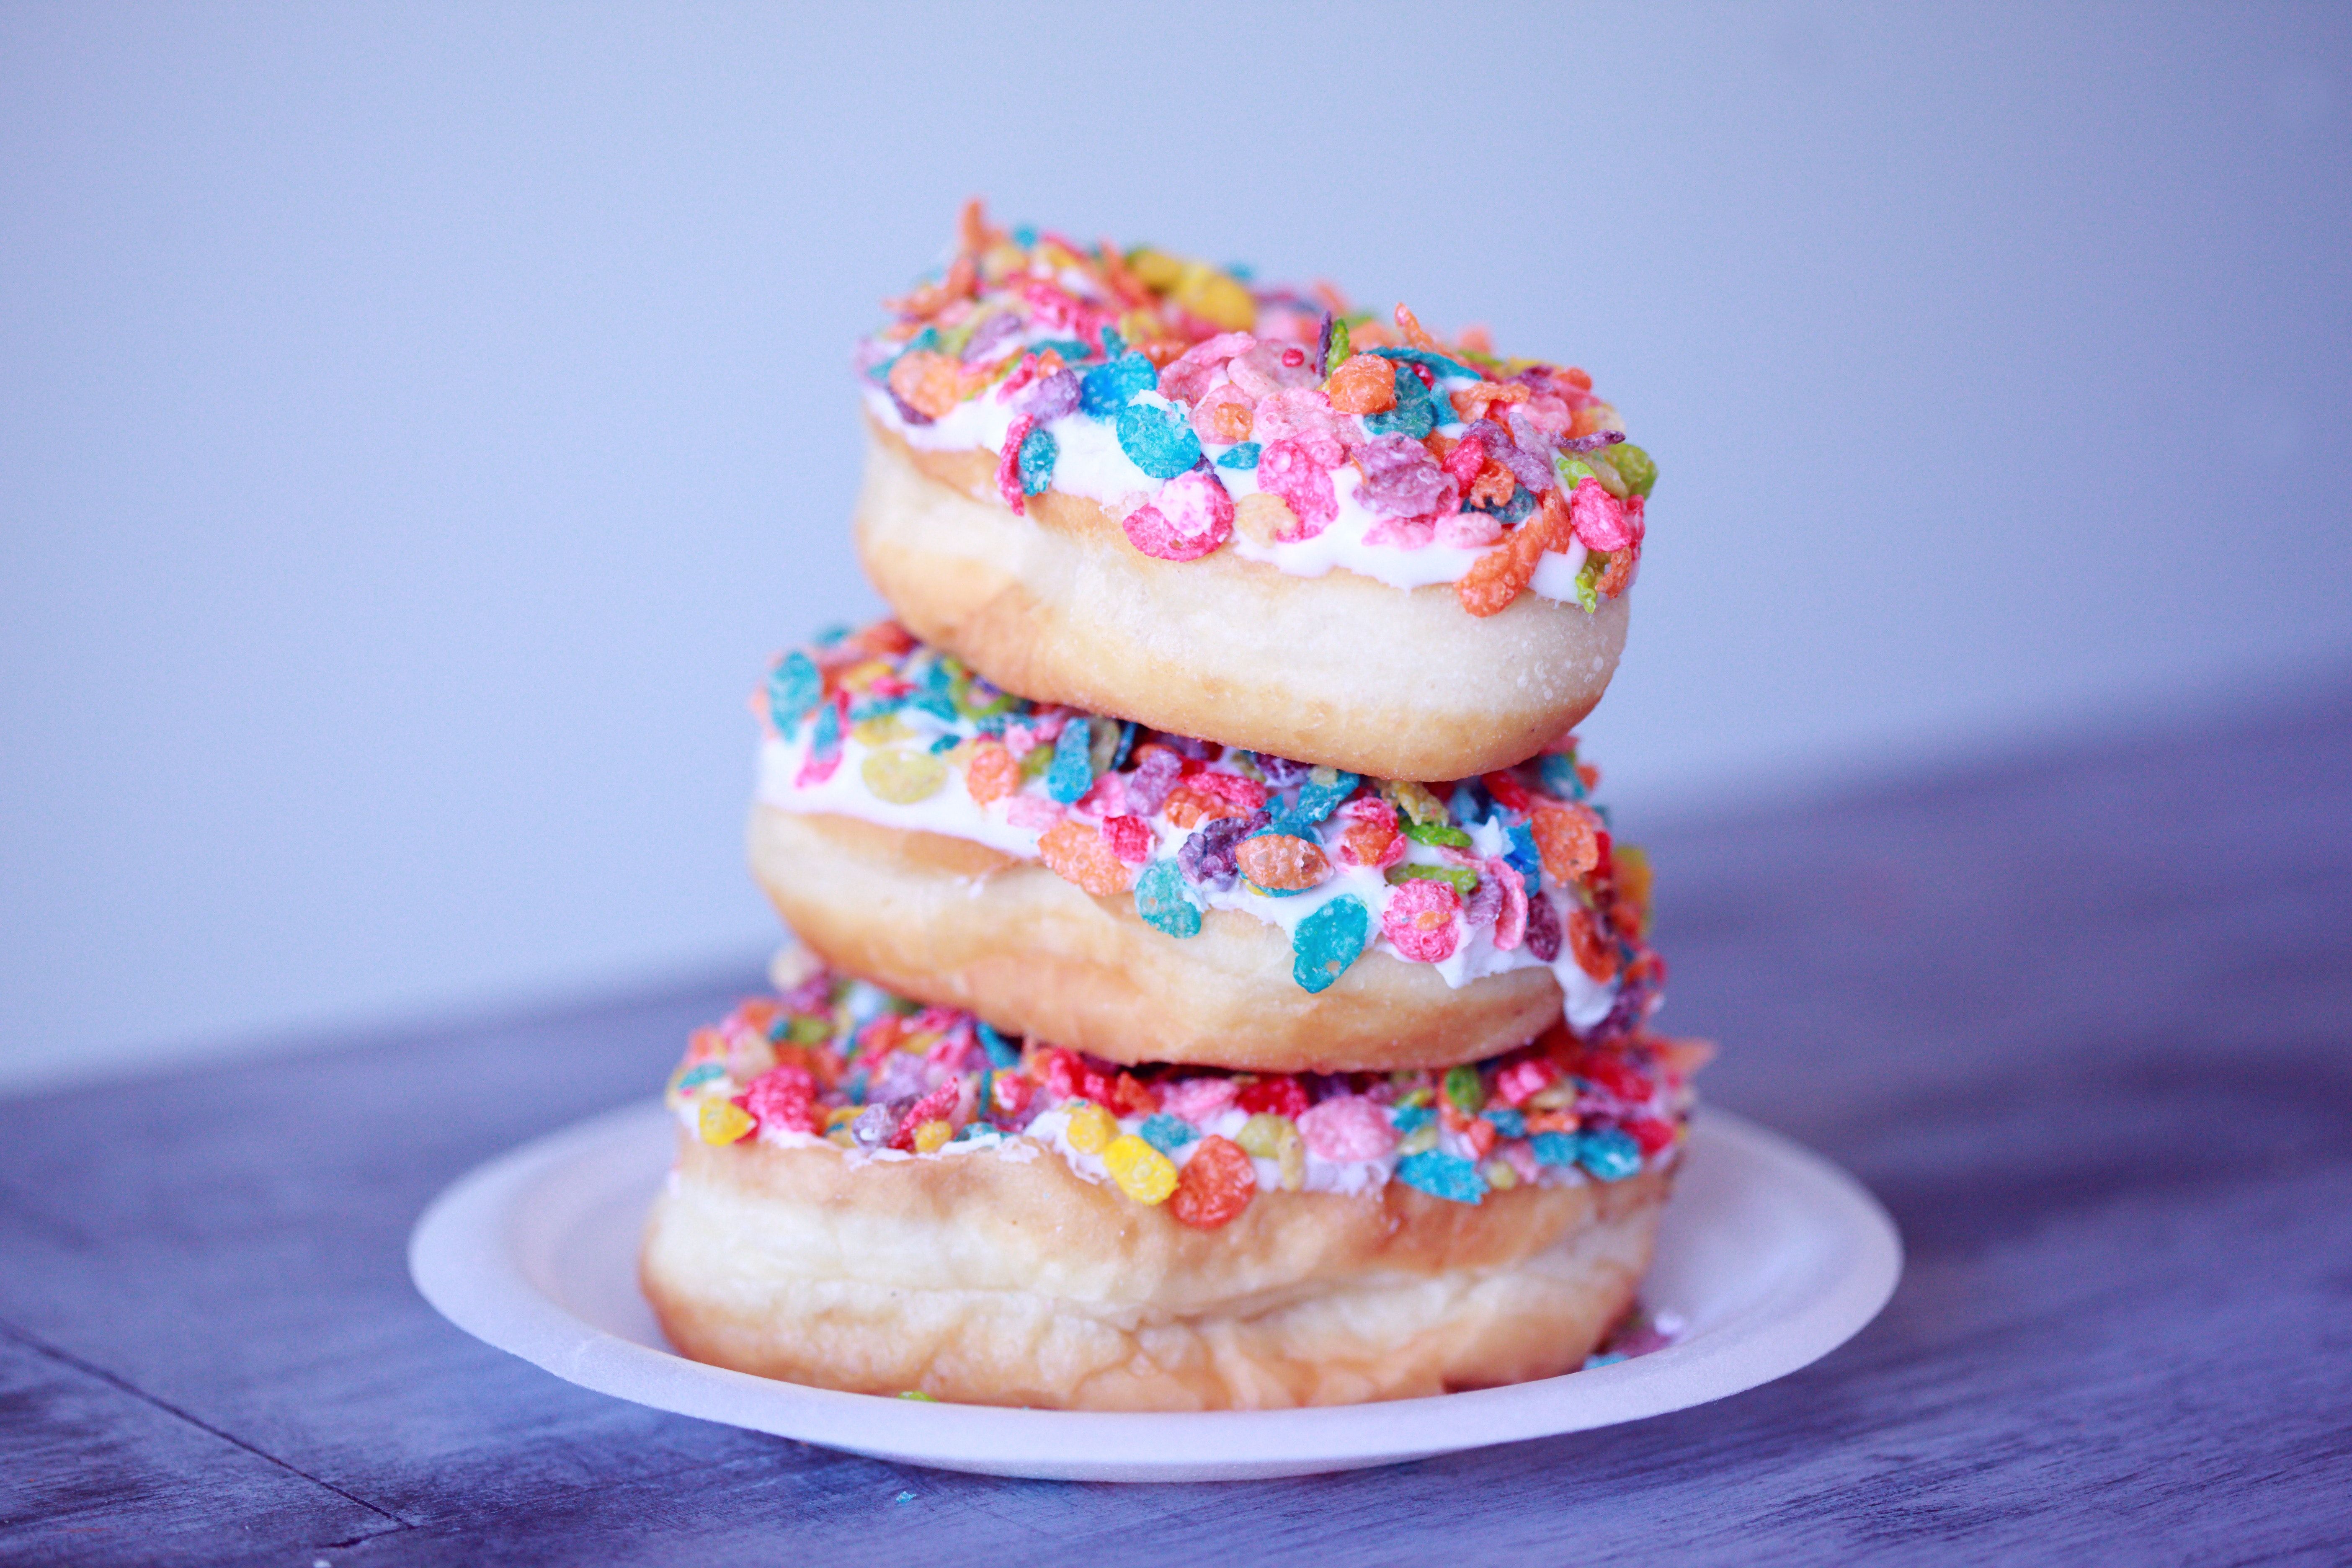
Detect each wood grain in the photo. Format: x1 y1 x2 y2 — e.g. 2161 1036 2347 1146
1 678 2346 1564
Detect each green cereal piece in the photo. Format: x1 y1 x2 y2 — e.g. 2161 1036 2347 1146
1403 819 1473 850
1018 743 1055 784
1291 895 1369 993
1573 552 1604 614
1443 1063 1485 1114
1386 863 1480 899
1609 443 1658 498
1133 859 1202 939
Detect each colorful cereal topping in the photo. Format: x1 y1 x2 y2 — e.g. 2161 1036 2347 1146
859 202 1656 614
759 623 1663 1036
665 965 1704 1224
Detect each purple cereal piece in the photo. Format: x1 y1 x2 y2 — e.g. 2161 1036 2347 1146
1126 747 1184 814
1464 867 1504 930
1014 366 1081 421
1560 431 1627 453
1252 754 1312 789
1526 890 1563 962
851 1100 906 1150
887 389 935 427
1178 809 1271 891
962 311 1023 364
1354 434 1460 517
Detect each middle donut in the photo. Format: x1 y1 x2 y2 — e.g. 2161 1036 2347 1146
750 622 1661 1075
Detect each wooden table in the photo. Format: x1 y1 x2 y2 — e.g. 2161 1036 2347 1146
5 681 2347 1565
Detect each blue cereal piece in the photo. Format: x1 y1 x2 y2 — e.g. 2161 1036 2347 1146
1506 823 1541 893
766 650 821 738
1079 351 1157 417
1540 753 1586 801
1033 335 1091 362
1367 345 1483 383
1115 401 1204 479
805 693 844 763
1391 1104 1436 1134
1138 1113 1195 1155
1110 720 1138 771
1530 1131 1581 1168
1099 325 1127 359
1215 441 1261 470
1291 895 1369 993
1449 781 1485 827
1396 1150 1486 1204
1047 717 1095 803
1483 1106 1528 1140
1292 767 1360 826
1017 423 1058 495
1134 859 1203 938
1364 361 1437 439
1579 1127 1644 1181
975 1019 1020 1070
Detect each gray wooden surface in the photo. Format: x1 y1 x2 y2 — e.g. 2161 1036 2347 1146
3 679 2347 1566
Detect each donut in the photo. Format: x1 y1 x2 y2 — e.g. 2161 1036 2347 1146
750 624 1663 1073
849 204 1656 782
640 975 1702 1410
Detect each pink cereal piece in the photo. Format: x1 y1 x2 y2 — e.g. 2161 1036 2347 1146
996 413 1037 515
1158 331 1256 403
1001 721 1037 759
1226 339 1322 399
1381 876 1462 963
1189 381 1256 445
1520 392 1573 434
1362 513 1436 549
1569 477 1635 551
1298 1095 1399 1161
1495 1057 1558 1106
1501 1142 1542 1184
1488 856 1529 950
1256 437 1339 536
1436 511 1505 548
1101 813 1154 864
1006 795 1065 830
1251 387 1345 446
1122 469 1234 562
1623 492 1648 549
1160 1075 1239 1126
1076 769 1128 817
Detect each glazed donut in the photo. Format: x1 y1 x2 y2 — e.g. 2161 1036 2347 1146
750 625 1662 1073
640 977 1701 1411
850 206 1657 782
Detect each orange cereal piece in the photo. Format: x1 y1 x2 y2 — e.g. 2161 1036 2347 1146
1341 815 1400 868
1566 907 1621 982
1469 459 1518 510
1455 492 1561 617
1456 325 1494 353
1563 366 1594 391
1393 302 1442 353
1039 819 1130 897
1169 1134 1256 1230
957 197 995 257
1324 353 1398 414
1232 491 1299 546
1234 833 1333 892
1596 549 1635 599
887 349 963 420
1531 804 1602 882
1449 381 1530 424
962 739 1019 805
1096 237 1152 307
1538 485 1578 553
1199 395 1254 444
1161 783 1247 830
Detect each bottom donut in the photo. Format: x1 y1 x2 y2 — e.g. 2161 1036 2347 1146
640 965 1705 1411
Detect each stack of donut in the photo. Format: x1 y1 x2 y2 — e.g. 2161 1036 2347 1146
640 205 1700 1412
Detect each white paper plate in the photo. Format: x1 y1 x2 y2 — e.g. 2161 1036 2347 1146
409 1100 1899 1482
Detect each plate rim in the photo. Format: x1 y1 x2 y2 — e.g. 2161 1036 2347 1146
409 1099 1902 1481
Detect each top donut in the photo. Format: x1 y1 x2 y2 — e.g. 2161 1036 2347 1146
852 203 1658 783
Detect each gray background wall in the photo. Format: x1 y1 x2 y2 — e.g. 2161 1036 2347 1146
5 3 2347 1090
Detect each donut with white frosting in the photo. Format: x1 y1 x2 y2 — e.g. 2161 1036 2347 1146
749 624 1662 1073
640 973 1700 1410
850 204 1657 781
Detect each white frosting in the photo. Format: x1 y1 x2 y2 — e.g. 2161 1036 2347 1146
863 378 1595 603
760 730 1620 1008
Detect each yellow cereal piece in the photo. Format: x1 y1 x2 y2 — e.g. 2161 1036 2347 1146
1485 1160 1520 1191
1125 247 1185 290
1397 1122 1441 1157
1065 1101 1117 1154
1104 1134 1179 1204
825 1105 861 1132
1232 492 1298 547
1235 1113 1305 1190
697 1099 754 1146
1174 262 1256 332
912 1119 954 1154
836 658 894 693
852 712 913 746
